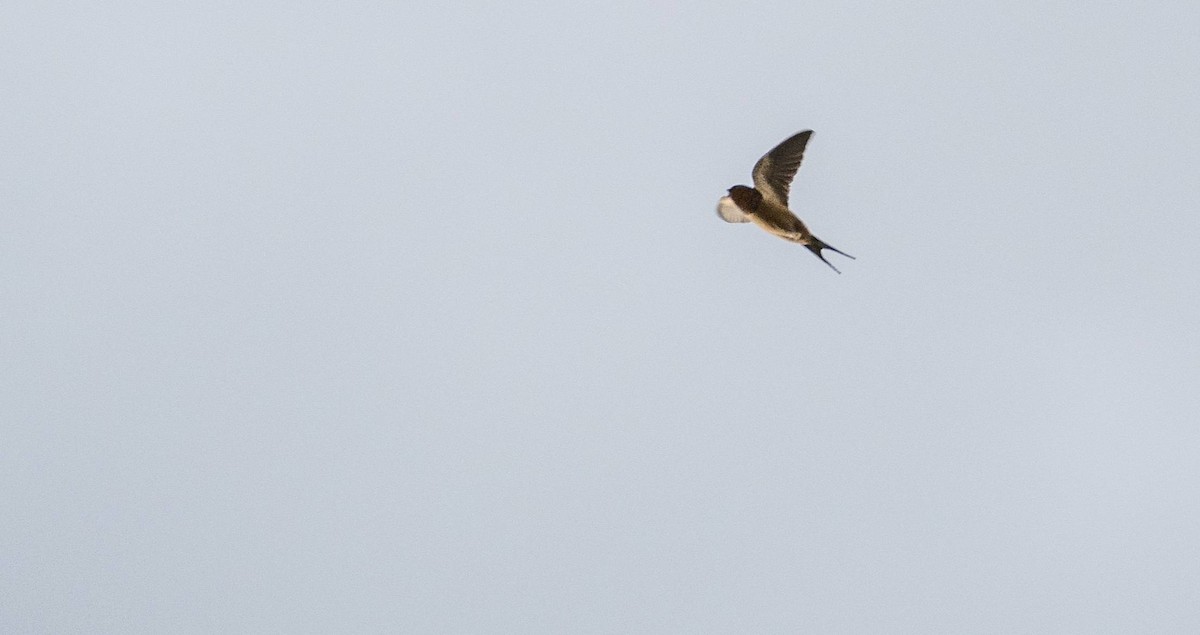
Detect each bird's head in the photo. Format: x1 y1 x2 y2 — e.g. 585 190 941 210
727 185 763 212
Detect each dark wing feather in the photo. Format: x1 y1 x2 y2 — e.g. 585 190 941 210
751 130 812 206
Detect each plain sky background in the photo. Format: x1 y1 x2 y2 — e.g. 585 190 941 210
4 2 1200 632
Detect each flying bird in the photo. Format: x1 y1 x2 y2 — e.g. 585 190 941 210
717 130 855 273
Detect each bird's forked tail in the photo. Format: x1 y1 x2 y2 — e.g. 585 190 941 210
805 237 855 274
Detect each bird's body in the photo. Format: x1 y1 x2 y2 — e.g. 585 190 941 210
717 130 854 273
744 196 811 239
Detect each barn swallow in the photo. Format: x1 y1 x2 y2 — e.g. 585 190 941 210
717 130 855 273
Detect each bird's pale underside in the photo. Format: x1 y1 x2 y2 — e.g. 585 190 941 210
717 130 854 273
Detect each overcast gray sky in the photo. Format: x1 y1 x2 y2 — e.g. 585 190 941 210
4 2 1200 632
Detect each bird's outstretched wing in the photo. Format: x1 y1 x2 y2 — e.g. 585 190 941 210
716 196 750 223
752 130 812 207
